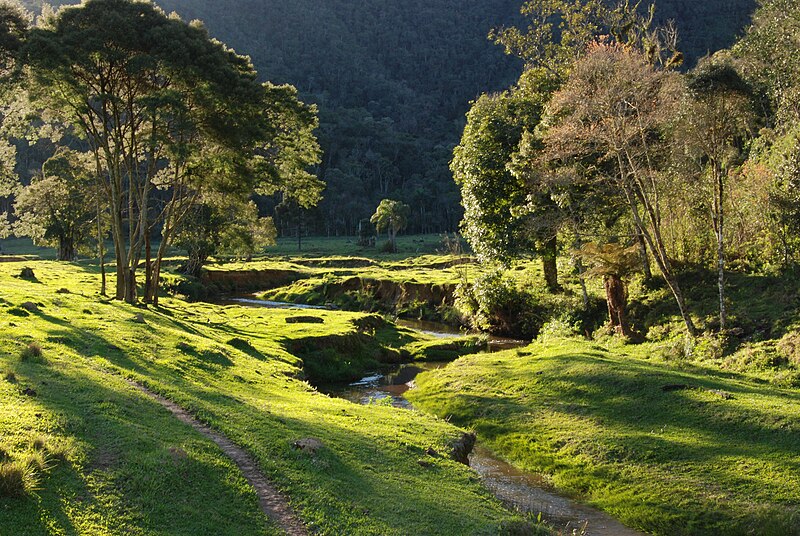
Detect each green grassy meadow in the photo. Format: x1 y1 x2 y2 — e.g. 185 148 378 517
0 259 527 535
3 235 800 535
407 338 800 535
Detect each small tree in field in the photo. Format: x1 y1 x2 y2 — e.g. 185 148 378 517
14 149 97 261
679 55 754 330
370 199 409 253
175 194 276 277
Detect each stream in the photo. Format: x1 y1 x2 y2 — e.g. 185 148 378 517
222 295 646 536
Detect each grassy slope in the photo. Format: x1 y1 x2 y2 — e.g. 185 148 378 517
0 260 522 535
407 338 800 536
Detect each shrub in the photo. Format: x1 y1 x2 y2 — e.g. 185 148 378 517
29 435 69 461
776 331 800 365
539 315 581 341
455 270 545 339
0 460 28 497
693 332 728 361
656 335 693 362
0 458 39 498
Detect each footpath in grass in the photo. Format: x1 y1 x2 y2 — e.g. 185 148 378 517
0 260 528 535
407 337 800 536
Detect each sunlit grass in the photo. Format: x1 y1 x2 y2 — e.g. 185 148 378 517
0 260 525 534
408 337 800 536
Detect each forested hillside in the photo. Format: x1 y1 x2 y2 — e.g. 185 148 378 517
20 0 755 236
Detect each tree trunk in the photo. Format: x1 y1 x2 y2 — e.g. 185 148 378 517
632 205 697 337
149 238 170 307
542 235 560 292
126 268 137 303
296 207 302 252
618 153 697 336
96 189 106 296
604 274 631 337
572 235 589 308
114 239 125 300
575 257 589 308
184 250 204 279
58 236 75 262
144 229 153 303
715 169 727 331
634 224 652 280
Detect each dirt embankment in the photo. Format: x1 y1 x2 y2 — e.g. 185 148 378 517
322 277 457 307
201 269 308 293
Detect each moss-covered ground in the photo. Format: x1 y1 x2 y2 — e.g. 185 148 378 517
0 260 528 535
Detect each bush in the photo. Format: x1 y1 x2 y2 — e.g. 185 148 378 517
0 460 29 497
455 270 545 339
0 458 39 498
776 331 800 365
456 269 606 340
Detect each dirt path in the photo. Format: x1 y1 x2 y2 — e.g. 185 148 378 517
127 380 308 536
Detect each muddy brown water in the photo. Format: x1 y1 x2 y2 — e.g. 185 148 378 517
223 296 647 535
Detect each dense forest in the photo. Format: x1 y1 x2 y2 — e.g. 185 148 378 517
15 0 756 237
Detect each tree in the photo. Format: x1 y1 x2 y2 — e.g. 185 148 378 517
544 42 699 336
576 242 640 337
370 198 409 253
460 1 671 292
0 0 29 236
735 0 800 127
678 55 755 330
23 0 269 303
175 193 276 277
490 0 605 79
13 148 98 261
451 79 566 288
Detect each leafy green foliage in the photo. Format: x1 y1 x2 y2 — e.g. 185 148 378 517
451 87 545 263
174 194 277 276
13 148 98 261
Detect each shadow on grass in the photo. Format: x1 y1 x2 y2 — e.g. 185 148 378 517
444 350 800 534
4 357 272 536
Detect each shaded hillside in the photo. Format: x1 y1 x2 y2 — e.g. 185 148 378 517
21 0 756 236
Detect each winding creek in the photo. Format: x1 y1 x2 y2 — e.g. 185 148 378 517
222 295 646 536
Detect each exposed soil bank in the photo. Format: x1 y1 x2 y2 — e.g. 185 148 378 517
201 269 308 293
265 275 458 319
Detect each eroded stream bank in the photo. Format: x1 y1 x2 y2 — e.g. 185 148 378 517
222 295 646 536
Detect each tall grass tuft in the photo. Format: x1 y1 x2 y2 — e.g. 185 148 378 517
19 342 44 363
0 459 39 498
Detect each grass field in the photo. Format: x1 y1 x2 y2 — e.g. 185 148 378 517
4 236 800 535
407 337 800 536
0 260 532 535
